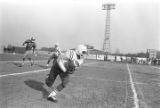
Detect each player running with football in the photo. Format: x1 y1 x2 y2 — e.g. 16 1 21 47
45 44 87 102
22 37 37 66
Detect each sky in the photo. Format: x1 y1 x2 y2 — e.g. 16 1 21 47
0 0 159 53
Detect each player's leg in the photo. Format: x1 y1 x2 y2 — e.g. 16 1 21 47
34 49 38 56
27 51 34 66
48 71 70 102
47 64 65 102
46 62 61 102
57 72 70 92
22 51 28 65
45 64 59 87
22 57 25 65
27 57 33 66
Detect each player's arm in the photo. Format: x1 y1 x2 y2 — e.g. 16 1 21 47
22 41 26 46
58 50 84 72
74 53 85 66
22 40 30 46
74 58 84 67
46 52 58 66
57 47 61 55
57 50 71 72
46 54 54 66
64 57 84 73
58 60 67 72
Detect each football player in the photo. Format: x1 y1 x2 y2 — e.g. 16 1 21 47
22 37 37 66
45 44 87 102
46 43 61 67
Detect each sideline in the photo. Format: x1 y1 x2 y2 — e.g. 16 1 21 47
127 64 139 108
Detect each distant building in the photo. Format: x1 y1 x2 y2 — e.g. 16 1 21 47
87 49 105 60
147 49 158 59
88 49 105 55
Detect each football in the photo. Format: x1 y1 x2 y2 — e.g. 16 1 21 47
64 60 76 74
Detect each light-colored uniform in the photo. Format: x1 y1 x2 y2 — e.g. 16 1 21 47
57 50 84 72
45 49 84 91
46 44 87 102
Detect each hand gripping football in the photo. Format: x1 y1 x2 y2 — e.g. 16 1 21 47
64 60 76 74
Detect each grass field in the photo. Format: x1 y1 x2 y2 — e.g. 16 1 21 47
0 53 160 108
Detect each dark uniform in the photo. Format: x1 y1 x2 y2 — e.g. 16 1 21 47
22 38 36 66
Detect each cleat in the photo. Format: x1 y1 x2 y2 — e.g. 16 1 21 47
30 62 34 66
18 64 23 67
18 63 23 67
47 96 58 102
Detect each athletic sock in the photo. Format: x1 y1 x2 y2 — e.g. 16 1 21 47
48 90 58 97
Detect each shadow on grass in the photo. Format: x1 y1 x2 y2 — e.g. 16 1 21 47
12 62 23 67
24 79 49 99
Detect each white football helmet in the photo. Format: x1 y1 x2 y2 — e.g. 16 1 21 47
31 37 35 41
76 44 87 55
54 42 59 47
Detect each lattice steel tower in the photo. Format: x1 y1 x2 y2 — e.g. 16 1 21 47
102 3 115 54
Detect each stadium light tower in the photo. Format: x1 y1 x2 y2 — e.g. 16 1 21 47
102 3 115 54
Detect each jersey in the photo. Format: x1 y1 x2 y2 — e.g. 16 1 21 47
47 47 61 64
57 50 84 73
23 39 36 51
53 47 61 56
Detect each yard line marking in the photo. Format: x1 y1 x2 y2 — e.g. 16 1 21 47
127 64 139 108
124 74 129 108
0 60 47 63
0 62 96 78
131 67 147 108
152 66 160 70
0 60 97 65
0 69 50 78
0 60 22 63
